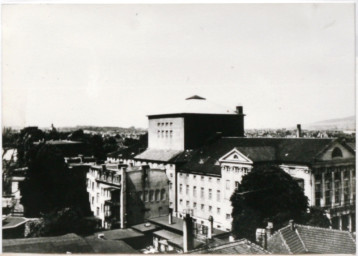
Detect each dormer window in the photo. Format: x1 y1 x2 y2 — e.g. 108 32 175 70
233 154 238 159
332 147 343 158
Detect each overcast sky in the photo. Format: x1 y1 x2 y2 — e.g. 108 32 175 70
2 3 355 129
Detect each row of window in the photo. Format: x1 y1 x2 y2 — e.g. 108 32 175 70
179 173 221 183
157 130 173 138
138 189 166 202
222 165 250 174
157 122 173 127
179 185 221 201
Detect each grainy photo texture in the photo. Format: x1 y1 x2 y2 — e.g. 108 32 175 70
1 3 356 254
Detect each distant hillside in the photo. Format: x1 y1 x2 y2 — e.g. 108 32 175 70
304 116 355 131
56 126 147 133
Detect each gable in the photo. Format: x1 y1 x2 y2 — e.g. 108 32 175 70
317 142 355 161
219 148 253 164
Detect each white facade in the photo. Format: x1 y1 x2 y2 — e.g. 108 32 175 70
176 149 253 231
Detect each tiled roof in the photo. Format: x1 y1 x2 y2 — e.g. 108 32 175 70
3 233 138 253
190 238 270 254
268 224 356 254
178 137 335 176
134 149 183 162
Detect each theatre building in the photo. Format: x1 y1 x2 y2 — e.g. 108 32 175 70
109 96 355 232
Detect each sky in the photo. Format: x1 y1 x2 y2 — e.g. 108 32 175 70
2 3 355 129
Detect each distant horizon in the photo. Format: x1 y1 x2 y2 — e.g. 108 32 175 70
3 114 355 131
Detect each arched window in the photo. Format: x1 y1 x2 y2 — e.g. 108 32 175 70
332 147 343 158
155 189 160 201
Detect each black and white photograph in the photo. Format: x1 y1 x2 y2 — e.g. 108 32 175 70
1 1 356 254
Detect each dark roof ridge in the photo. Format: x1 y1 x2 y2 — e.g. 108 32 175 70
189 238 271 254
295 223 354 235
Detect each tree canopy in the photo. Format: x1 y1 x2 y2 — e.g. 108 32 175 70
230 164 309 240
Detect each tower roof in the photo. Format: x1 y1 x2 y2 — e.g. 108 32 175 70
149 96 237 116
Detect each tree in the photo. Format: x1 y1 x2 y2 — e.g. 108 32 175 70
20 144 70 217
303 206 331 228
230 165 309 241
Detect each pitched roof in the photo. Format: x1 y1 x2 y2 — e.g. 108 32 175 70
178 137 335 176
190 238 270 254
268 224 356 254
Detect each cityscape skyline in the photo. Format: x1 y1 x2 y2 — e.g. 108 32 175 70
2 4 355 129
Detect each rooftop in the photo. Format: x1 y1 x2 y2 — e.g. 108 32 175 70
190 238 270 254
2 217 29 229
135 148 183 162
153 229 204 249
148 96 239 117
87 228 144 240
148 215 227 237
268 224 356 254
3 233 138 253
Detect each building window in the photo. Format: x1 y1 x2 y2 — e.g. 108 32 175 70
201 176 204 181
96 193 99 203
193 175 196 179
201 204 204 210
157 130 160 138
217 208 221 214
209 177 212 182
193 202 197 209
209 189 212 200
170 173 173 178
343 170 350 204
92 182 94 190
332 147 343 158
325 172 331 206
180 199 183 205
201 187 204 198
150 190 155 202
334 172 341 205
217 190 221 201
169 182 173 190
155 189 160 201
217 178 220 183
161 131 164 138
138 191 143 200
235 181 240 190
226 180 230 190
170 130 173 138
226 214 231 220
180 184 183 194
186 201 189 207
186 185 189 195
92 197 94 205
96 207 99 216
209 206 212 212
165 131 168 138
144 191 149 202
170 122 173 126
315 174 322 206
193 186 197 197
161 189 166 200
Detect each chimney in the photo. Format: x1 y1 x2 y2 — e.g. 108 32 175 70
289 220 295 231
168 208 173 225
296 124 302 138
120 165 127 229
229 235 235 242
236 105 243 115
255 228 267 249
207 216 213 239
101 164 106 171
183 213 194 252
266 222 273 238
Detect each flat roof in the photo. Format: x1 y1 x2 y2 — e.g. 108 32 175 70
131 222 160 233
2 217 29 229
87 228 144 240
153 229 204 249
148 215 227 237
